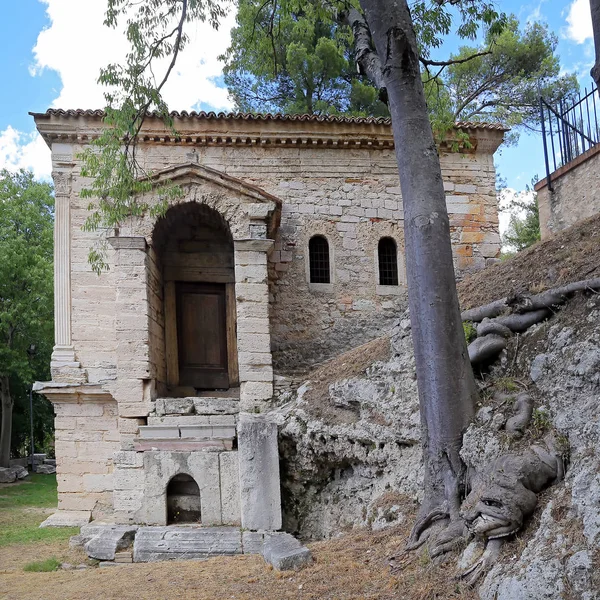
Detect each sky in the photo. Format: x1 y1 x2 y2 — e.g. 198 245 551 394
0 0 595 205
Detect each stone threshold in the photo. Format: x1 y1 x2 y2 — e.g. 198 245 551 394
71 523 312 571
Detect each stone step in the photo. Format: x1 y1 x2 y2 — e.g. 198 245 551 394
155 397 240 417
133 526 243 562
147 415 236 427
138 424 236 441
75 523 312 570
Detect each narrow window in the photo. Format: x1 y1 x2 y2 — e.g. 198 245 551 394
378 238 399 286
309 236 330 283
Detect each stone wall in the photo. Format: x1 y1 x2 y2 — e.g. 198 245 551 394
34 112 503 379
535 144 600 239
52 392 120 516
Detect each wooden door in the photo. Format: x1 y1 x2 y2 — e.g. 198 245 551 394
176 282 229 389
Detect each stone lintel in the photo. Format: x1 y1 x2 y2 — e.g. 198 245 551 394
33 382 113 403
234 239 274 253
133 440 233 452
107 236 148 251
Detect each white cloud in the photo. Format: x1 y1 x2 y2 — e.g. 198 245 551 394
0 127 51 180
31 0 235 111
10 0 236 181
565 0 593 44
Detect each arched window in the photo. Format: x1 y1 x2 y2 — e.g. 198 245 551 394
378 238 399 286
309 236 331 283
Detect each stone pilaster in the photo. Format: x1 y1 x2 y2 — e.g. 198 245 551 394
234 238 274 412
51 169 85 383
107 237 153 418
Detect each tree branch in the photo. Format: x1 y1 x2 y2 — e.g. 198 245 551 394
419 50 491 68
340 7 387 103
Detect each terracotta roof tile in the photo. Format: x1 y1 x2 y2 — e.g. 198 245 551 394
30 109 509 131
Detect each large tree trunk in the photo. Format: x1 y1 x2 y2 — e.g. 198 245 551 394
358 0 478 545
591 0 600 89
0 376 13 468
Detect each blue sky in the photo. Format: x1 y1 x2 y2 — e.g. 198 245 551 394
0 0 594 199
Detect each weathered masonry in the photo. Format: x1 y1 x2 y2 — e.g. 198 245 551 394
32 110 505 528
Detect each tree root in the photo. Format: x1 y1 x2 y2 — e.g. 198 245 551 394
458 538 503 587
468 334 507 364
462 277 600 323
505 392 534 436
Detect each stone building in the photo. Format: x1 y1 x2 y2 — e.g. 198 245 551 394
32 109 505 529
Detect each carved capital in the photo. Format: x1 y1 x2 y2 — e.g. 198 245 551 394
52 170 72 196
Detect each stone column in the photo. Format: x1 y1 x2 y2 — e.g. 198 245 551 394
50 170 83 382
234 238 274 412
107 237 153 419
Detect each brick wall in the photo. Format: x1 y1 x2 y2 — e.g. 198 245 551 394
535 144 600 239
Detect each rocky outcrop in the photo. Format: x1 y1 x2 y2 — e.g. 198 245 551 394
475 295 600 599
277 292 600 598
275 316 422 540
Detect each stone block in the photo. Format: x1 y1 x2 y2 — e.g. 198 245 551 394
84 525 138 561
241 381 273 402
155 397 195 416
219 452 241 525
242 531 265 554
139 426 180 439
113 451 144 469
237 333 271 354
113 468 144 491
39 510 92 528
83 473 113 493
237 414 282 531
178 425 214 439
133 526 243 562
192 398 240 415
262 533 312 570
113 489 144 513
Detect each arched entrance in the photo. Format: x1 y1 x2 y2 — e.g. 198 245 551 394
166 473 201 524
153 203 239 393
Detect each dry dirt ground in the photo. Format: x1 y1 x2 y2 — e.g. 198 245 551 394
458 212 600 309
0 517 478 600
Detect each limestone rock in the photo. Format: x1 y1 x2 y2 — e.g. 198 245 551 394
84 525 138 561
262 533 312 570
133 526 243 562
278 317 422 539
40 510 92 528
0 466 29 483
36 464 56 474
238 414 282 531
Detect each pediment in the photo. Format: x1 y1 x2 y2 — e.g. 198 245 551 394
146 162 282 207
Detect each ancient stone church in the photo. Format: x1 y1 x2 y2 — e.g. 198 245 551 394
32 109 505 530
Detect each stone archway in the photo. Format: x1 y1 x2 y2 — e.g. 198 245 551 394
152 203 238 394
166 473 201 524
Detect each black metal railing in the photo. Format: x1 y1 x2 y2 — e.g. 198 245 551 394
540 86 600 191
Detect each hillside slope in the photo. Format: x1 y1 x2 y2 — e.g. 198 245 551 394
458 213 600 310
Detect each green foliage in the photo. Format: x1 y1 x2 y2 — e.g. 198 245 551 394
462 321 477 344
494 377 519 393
429 16 578 142
0 170 55 459
221 0 388 116
0 475 79 547
23 557 61 572
501 187 541 253
221 0 507 117
531 408 551 436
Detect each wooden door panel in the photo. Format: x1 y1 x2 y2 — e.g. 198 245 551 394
176 283 229 389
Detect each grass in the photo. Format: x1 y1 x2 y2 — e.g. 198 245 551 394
0 474 78 547
23 557 61 572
